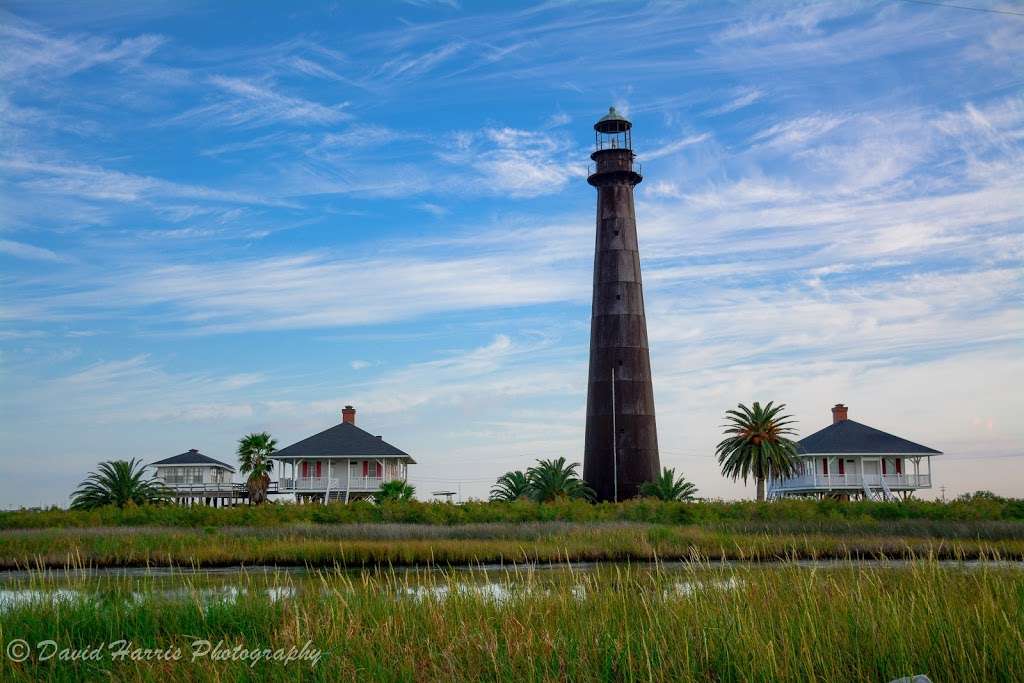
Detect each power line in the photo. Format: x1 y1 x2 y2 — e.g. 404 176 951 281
898 0 1024 17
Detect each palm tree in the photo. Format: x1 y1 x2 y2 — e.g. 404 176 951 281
237 432 276 505
70 459 170 510
716 401 800 502
526 457 594 502
640 467 698 501
373 480 415 504
489 470 531 501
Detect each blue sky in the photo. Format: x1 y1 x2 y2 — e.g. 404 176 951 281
1 0 1022 507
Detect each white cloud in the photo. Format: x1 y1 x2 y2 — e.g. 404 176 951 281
169 76 351 128
375 41 464 81
0 238 65 262
708 87 764 115
417 202 449 217
640 133 710 161
751 113 848 149
0 20 166 81
1 158 292 207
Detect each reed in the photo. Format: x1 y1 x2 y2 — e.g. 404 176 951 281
2 521 1023 570
1 560 1021 681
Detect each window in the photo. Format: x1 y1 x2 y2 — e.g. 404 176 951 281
822 458 828 476
882 459 887 475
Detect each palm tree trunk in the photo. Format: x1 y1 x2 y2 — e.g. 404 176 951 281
756 477 765 502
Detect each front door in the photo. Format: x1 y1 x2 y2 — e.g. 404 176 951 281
862 458 881 486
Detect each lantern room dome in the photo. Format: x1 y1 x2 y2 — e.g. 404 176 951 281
595 106 631 133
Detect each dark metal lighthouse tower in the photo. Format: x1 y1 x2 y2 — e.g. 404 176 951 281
583 107 660 502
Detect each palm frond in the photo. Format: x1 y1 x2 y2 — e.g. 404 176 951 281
715 401 800 498
70 458 170 510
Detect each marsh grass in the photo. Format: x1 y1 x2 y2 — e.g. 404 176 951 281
0 560 1021 681
2 521 1024 570
4 496 1023 531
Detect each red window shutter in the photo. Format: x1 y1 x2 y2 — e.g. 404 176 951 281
362 461 368 477
315 461 322 477
838 459 845 475
377 462 383 477
882 459 887 475
895 458 902 474
822 458 828 475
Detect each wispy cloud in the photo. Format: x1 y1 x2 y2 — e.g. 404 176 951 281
751 113 848 149
707 87 764 115
1 158 293 207
0 19 166 81
449 126 584 197
0 238 65 262
375 41 465 81
640 133 710 161
169 76 351 128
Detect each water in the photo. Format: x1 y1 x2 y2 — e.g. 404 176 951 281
1 559 1020 613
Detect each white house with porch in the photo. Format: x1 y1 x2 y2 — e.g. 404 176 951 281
768 404 941 501
275 405 415 503
149 449 248 506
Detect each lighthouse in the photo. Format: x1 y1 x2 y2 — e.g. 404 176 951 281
582 107 660 502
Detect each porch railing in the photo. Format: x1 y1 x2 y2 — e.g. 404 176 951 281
769 473 931 491
155 481 265 495
349 476 385 490
278 476 387 491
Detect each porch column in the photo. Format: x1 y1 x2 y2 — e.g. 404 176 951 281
344 458 351 504
859 458 865 500
325 460 332 504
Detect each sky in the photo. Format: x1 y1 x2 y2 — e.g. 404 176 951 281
1 0 1022 507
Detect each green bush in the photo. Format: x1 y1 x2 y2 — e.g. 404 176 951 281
2 495 1022 530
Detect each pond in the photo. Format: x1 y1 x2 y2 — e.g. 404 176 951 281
2 559 1021 613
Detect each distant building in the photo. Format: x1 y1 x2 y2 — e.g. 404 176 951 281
149 449 247 506
275 405 415 503
768 404 941 501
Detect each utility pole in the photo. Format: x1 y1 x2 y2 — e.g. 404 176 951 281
611 364 618 503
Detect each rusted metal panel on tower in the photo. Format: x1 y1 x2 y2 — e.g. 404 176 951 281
583 112 660 502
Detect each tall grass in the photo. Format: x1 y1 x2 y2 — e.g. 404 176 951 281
1 560 1021 681
2 521 1023 569
4 496 1024 530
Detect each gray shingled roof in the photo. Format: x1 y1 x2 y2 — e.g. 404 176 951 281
798 420 941 456
274 422 413 460
150 449 236 471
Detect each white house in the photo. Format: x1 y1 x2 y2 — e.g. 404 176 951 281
275 406 415 503
149 449 244 506
768 404 941 501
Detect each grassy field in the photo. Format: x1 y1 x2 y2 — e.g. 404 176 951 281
3 520 1024 569
1 560 1021 681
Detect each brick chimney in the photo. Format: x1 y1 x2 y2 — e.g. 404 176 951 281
342 405 356 425
832 403 848 424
